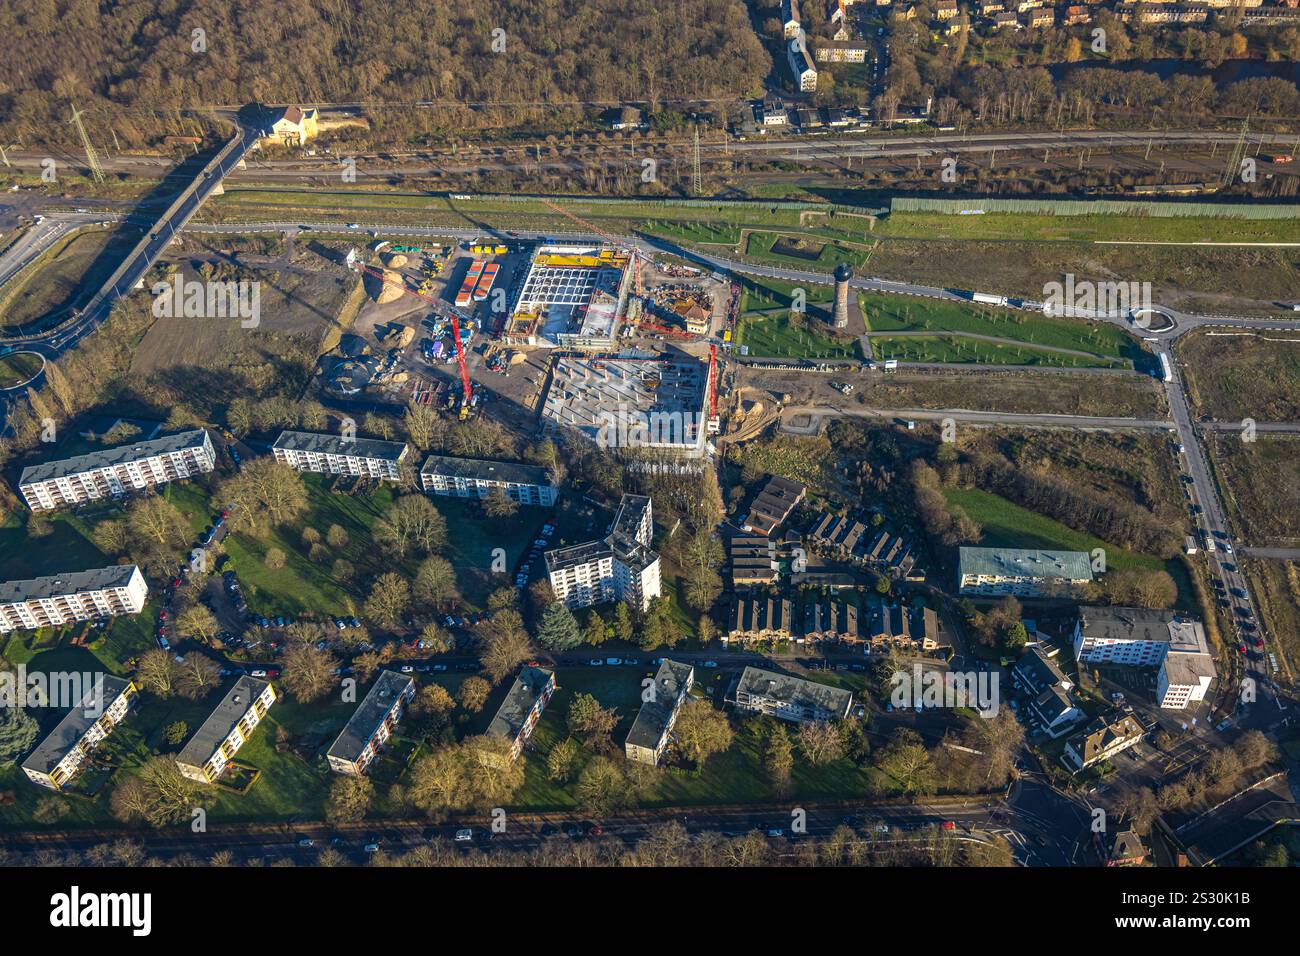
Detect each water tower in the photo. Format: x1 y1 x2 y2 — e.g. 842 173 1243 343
833 262 852 329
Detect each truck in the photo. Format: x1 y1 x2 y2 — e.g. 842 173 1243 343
882 359 899 370
972 292 1008 307
1157 352 1173 383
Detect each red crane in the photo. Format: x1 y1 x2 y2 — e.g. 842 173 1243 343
350 260 473 412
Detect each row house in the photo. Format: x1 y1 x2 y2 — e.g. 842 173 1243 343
20 429 215 512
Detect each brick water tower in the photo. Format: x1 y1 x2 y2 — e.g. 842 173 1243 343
833 262 852 329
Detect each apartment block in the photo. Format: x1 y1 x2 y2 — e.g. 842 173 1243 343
1074 606 1215 710
21 677 137 790
546 494 660 612
957 547 1093 597
272 430 409 481
625 659 695 766
731 666 854 724
1063 712 1145 772
176 677 277 783
419 454 557 506
487 666 556 762
0 565 148 634
19 429 215 512
326 671 415 775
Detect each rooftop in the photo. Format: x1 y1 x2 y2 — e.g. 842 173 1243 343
19 429 210 487
420 454 553 489
326 670 414 764
176 676 271 768
487 666 554 741
744 476 806 536
626 659 694 750
959 547 1094 582
735 666 854 716
273 430 409 463
21 676 133 775
1078 606 1209 655
0 565 141 605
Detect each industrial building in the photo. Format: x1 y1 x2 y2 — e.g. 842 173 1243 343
0 565 148 634
21 676 137 791
326 670 415 776
542 355 711 459
19 429 216 512
504 244 634 348
176 676 277 783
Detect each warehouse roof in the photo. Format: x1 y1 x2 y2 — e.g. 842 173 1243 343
19 430 210 487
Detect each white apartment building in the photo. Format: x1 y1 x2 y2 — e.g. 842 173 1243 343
0 565 148 634
788 37 818 92
545 495 661 612
957 547 1094 597
1074 606 1215 709
326 671 415 775
19 429 216 512
420 454 557 507
176 677 277 783
22 677 137 790
781 0 802 37
272 430 409 481
625 659 694 766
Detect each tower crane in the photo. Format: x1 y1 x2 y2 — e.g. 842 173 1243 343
347 256 475 419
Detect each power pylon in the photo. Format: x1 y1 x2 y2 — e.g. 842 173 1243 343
68 103 106 183
1220 118 1249 190
692 125 702 196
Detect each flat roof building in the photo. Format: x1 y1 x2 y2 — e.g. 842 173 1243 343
420 454 557 507
19 429 215 512
0 565 148 634
176 677 276 783
21 676 137 791
542 355 711 459
546 494 661 612
272 430 409 481
326 671 416 775
958 547 1093 597
505 245 633 348
625 659 695 766
1074 606 1215 710
731 666 854 724
487 666 556 762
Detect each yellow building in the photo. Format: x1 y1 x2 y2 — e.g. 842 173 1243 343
264 106 319 147
176 677 277 783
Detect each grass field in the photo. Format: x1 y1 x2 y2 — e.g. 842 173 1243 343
742 230 874 270
879 211 1300 245
736 312 863 360
0 226 144 330
0 350 43 388
1208 435 1300 547
870 334 1125 368
1177 329 1300 421
863 293 1141 361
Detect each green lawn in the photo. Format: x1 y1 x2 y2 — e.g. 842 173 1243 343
862 292 1141 361
879 211 1300 245
736 312 864 361
870 334 1124 369
743 230 874 270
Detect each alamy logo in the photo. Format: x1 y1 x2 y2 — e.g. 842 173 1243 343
0 668 109 713
595 403 705 449
49 886 151 936
1042 274 1151 320
890 665 1000 718
151 274 261 327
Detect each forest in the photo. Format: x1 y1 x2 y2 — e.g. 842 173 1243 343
0 0 770 147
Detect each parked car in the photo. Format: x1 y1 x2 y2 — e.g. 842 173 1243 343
455 828 474 842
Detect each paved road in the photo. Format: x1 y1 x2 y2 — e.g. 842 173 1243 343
779 404 1175 434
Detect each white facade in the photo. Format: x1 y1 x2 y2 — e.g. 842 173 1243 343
0 566 148 634
272 431 408 481
176 679 277 783
788 38 818 92
20 430 215 512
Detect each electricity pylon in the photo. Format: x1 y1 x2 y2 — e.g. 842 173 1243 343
69 103 106 183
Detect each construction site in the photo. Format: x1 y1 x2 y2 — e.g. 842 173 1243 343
541 353 717 459
503 244 636 349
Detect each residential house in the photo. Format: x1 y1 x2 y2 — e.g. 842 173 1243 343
743 476 806 536
546 495 660 612
21 677 137 790
272 430 409 481
731 666 854 723
420 454 557 506
0 566 148 634
1073 606 1215 710
263 106 318 147
176 677 277 783
729 535 779 587
957 547 1094 597
787 38 819 92
1063 711 1145 772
